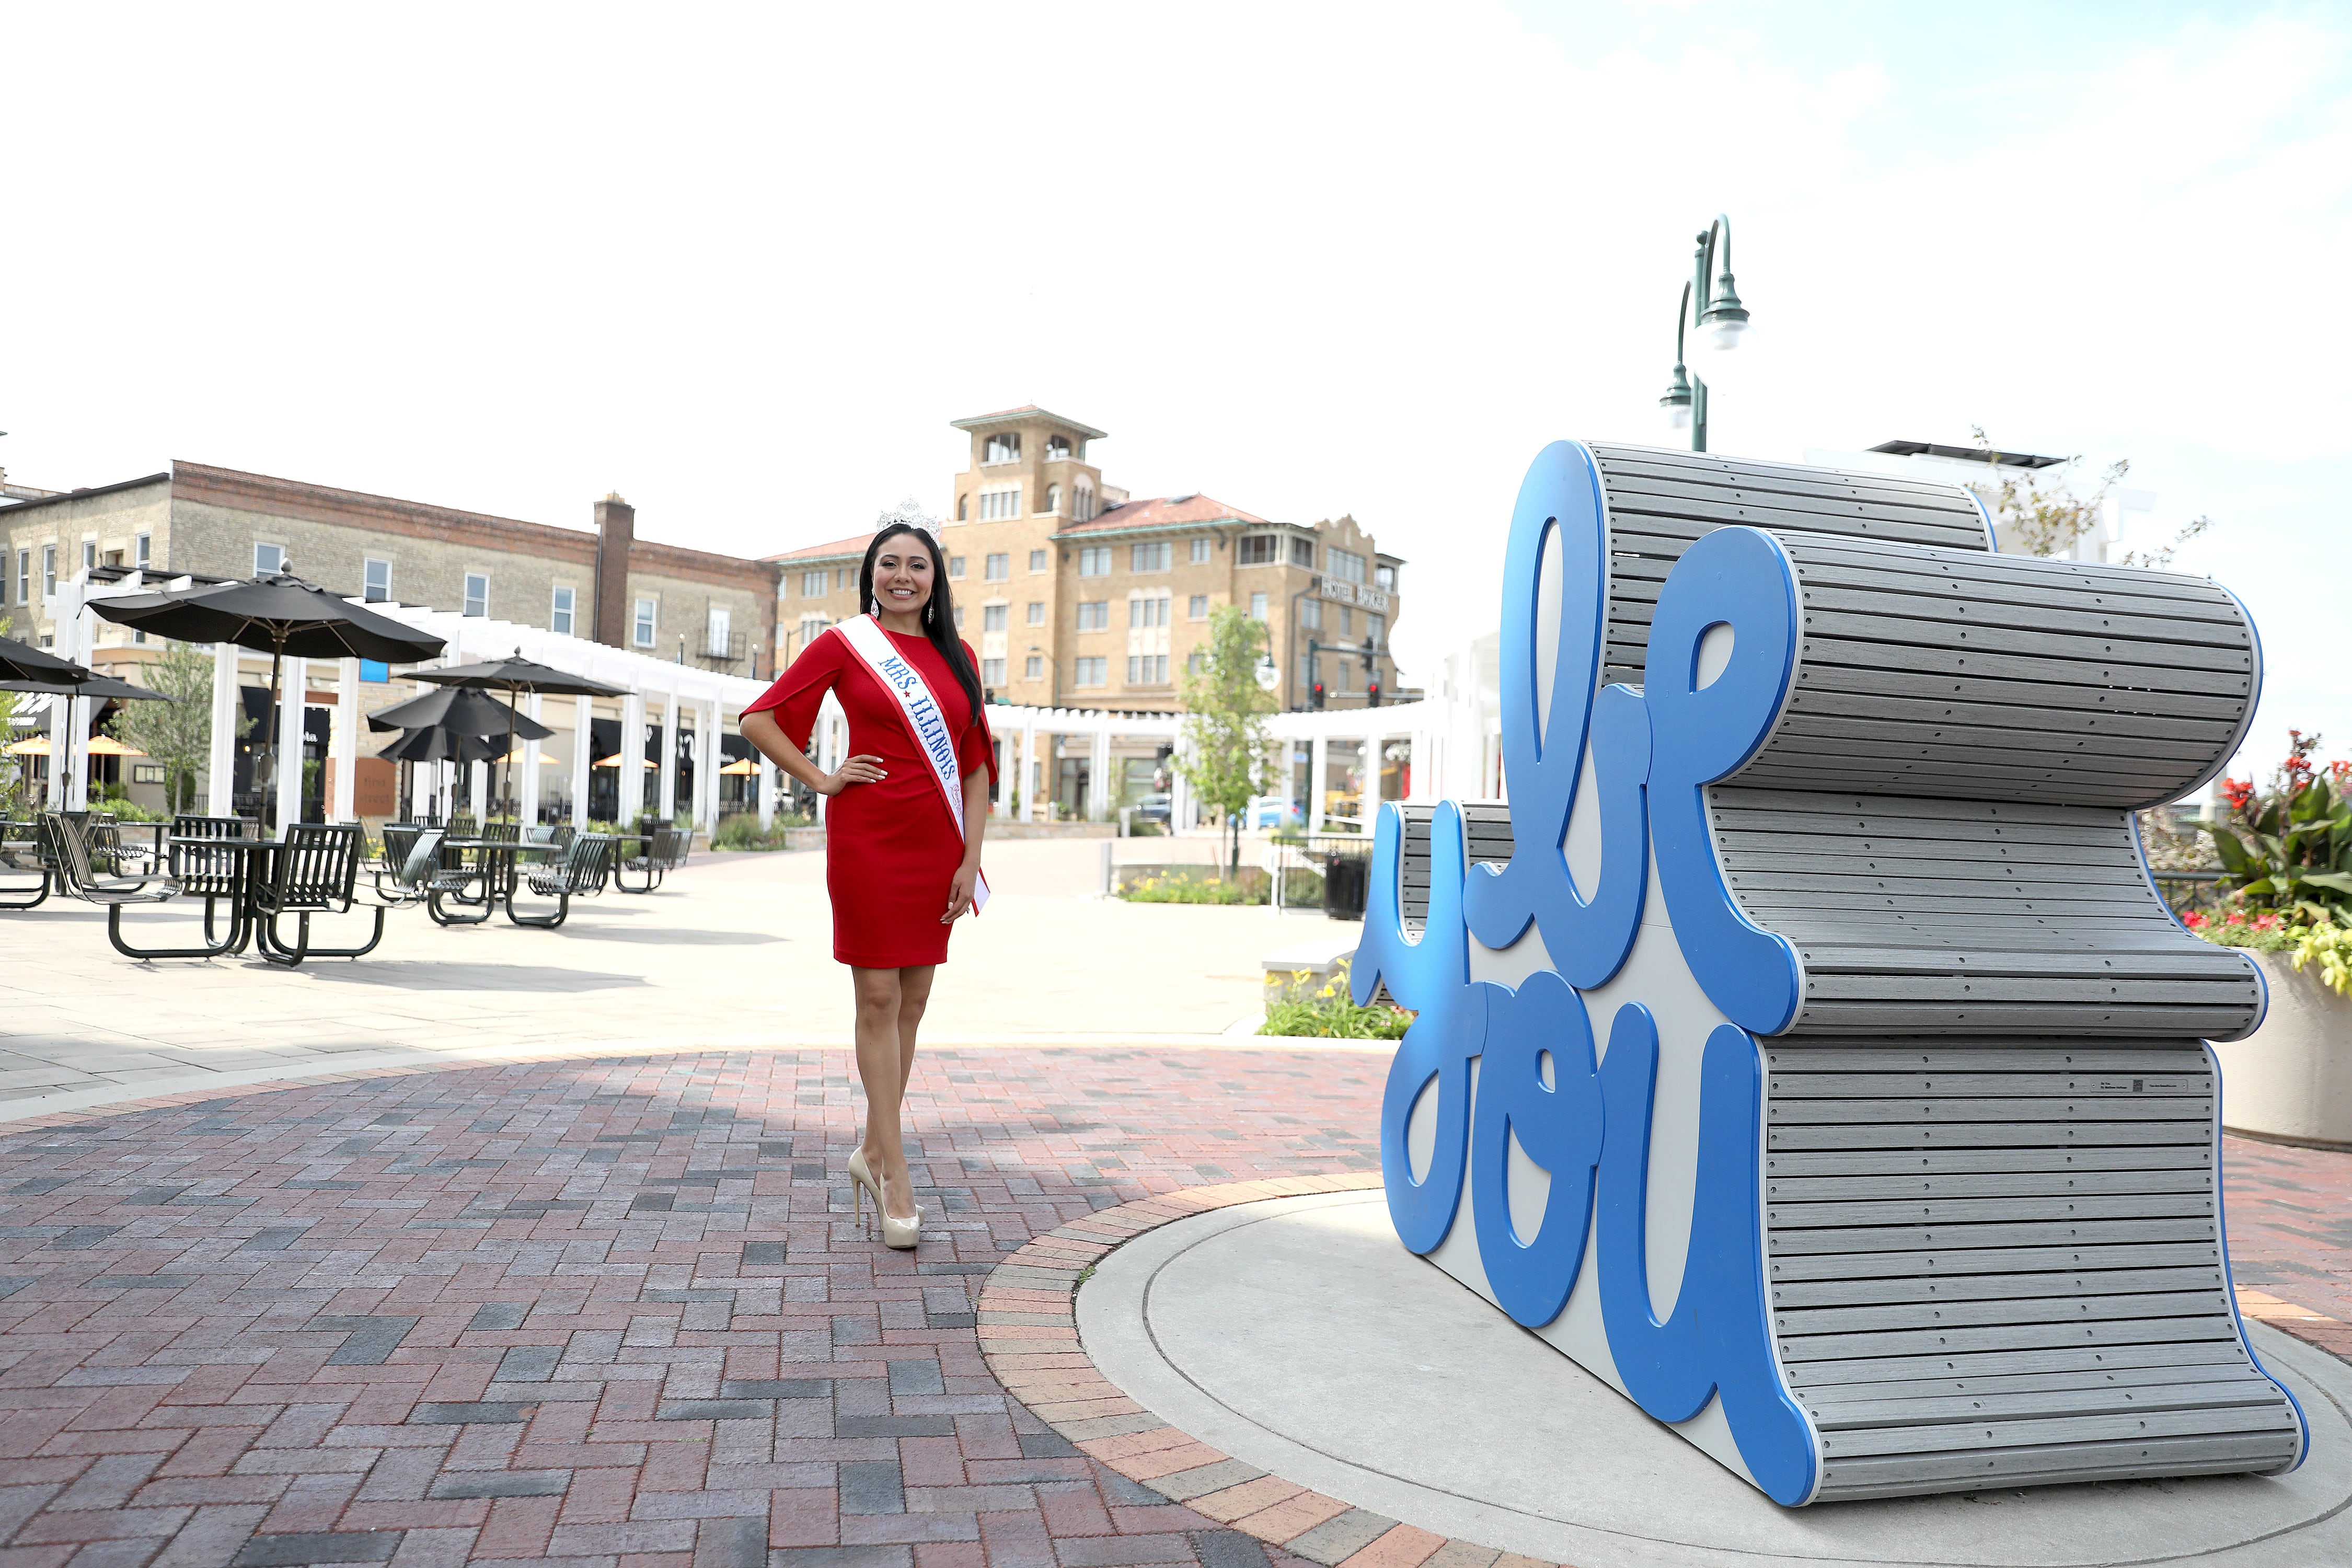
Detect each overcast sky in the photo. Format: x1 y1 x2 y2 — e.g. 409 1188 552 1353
6 2 2346 787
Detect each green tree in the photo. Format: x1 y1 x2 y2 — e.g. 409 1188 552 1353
0 615 28 820
107 641 235 813
1175 604 1276 875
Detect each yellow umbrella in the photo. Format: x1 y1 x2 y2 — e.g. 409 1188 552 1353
4 736 52 756
86 736 145 757
593 755 659 769
719 758 760 776
499 748 564 766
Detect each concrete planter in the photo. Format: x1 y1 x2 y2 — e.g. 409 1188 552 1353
2212 950 2352 1148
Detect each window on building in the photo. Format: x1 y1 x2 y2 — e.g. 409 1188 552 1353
1369 613 1385 647
42 545 56 597
1328 547 1367 584
1290 536 1317 569
1341 606 1353 637
1078 546 1111 577
16 551 29 605
1249 591 1267 619
1028 549 1048 573
135 533 151 568
985 432 1021 464
1075 481 1096 521
1128 595 1169 628
1376 563 1397 592
985 552 1010 581
364 558 392 603
954 605 965 629
978 487 1021 520
802 570 827 598
1073 656 1108 687
1188 594 1208 620
1299 653 1314 686
1187 652 1204 676
1027 601 1045 626
253 541 284 577
1301 597 1321 630
1076 601 1110 631
551 584 575 636
949 555 966 579
1336 662 1351 691
982 658 1006 687
1046 484 1060 515
82 540 97 572
1131 541 1171 572
464 573 489 618
1126 654 1170 685
707 606 732 657
1238 535 1278 566
957 494 967 521
634 597 656 648
984 603 1008 632
1190 537 1210 564
1047 434 1073 460
1025 654 1044 680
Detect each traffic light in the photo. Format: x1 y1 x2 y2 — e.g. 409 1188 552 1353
1361 636 1376 672
1367 681 1381 708
1310 681 1326 710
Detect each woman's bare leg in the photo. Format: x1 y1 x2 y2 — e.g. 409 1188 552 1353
895 964 936 1088
851 965 917 1220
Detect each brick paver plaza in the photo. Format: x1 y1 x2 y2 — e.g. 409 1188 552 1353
2 845 2350 1567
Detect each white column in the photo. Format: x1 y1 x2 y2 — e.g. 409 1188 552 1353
656 689 679 822
522 693 545 826
618 690 646 825
570 695 592 827
701 699 721 833
467 758 488 821
1170 743 1192 833
275 656 306 833
330 659 361 823
207 642 238 816
1363 730 1385 819
1021 723 1037 822
757 755 777 831
1089 724 1110 822
1308 732 1329 835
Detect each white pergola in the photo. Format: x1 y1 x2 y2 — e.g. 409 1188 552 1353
41 570 1458 835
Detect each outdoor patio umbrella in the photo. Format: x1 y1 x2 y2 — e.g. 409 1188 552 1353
0 662 171 811
366 685 556 743
407 650 622 824
0 636 90 687
376 724 503 824
88 569 446 819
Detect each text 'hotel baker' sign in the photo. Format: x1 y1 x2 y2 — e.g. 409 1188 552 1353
1353 441 2307 1504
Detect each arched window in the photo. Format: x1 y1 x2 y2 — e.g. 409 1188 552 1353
1076 481 1096 521
1046 483 1060 515
957 494 968 521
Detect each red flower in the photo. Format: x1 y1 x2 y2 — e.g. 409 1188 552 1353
2182 910 2208 929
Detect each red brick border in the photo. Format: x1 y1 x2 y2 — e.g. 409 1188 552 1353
978 1174 1555 1568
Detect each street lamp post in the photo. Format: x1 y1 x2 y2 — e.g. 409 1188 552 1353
1657 214 1751 453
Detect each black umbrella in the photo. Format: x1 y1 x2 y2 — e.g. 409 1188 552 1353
410 650 622 825
366 685 555 741
377 725 503 765
0 654 173 811
89 569 446 826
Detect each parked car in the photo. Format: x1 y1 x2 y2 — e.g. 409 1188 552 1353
1131 792 1172 824
1247 795 1300 831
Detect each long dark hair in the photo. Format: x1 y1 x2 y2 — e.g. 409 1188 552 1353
859 522 985 719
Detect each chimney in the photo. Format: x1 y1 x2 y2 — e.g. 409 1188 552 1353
593 492 634 648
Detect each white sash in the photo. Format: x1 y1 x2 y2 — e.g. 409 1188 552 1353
836 615 990 914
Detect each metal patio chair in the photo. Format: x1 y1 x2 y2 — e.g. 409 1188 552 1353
0 820 51 910
507 833 616 929
614 827 687 893
250 823 385 967
170 814 259 950
42 812 241 961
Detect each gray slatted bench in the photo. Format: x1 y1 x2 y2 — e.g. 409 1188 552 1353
1378 442 2291 1501
507 833 616 929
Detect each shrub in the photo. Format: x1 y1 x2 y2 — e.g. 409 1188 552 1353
712 813 811 851
1260 959 1414 1039
2196 731 2352 921
1120 870 1262 905
2182 909 2298 953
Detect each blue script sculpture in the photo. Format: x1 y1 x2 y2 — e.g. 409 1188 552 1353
1355 441 2307 1503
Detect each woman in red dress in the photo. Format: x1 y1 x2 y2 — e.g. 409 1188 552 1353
740 517 995 1250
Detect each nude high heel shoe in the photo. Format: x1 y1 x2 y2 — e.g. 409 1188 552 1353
848 1148 922 1250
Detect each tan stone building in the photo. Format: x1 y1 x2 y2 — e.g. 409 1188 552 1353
766 405 1407 714
0 462 777 679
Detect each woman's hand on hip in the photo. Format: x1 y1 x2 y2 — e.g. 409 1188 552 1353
943 864 980 923
819 754 886 795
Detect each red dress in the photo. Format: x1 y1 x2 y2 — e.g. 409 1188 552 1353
745 621 996 967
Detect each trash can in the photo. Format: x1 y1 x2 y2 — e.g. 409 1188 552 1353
1322 849 1370 921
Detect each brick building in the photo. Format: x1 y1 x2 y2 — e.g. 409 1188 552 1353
0 462 777 678
767 406 1406 713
